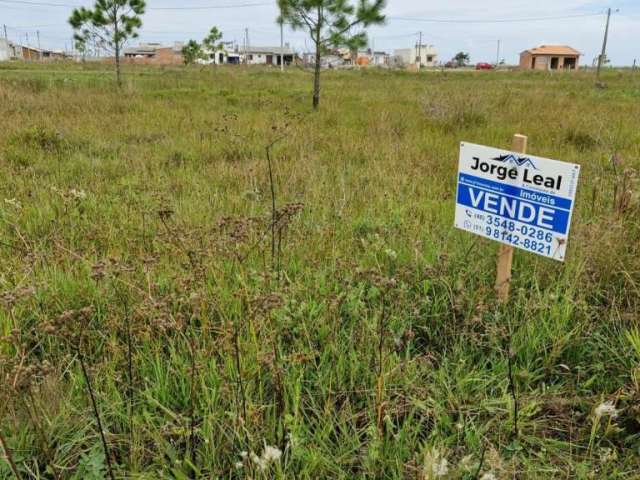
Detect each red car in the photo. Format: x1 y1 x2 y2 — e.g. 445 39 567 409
475 62 494 70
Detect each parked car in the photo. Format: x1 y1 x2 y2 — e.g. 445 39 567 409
475 62 494 70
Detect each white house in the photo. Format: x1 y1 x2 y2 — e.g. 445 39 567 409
0 39 21 61
244 46 295 66
393 44 438 68
0 39 10 61
199 48 239 65
371 51 389 66
302 52 345 68
198 42 242 65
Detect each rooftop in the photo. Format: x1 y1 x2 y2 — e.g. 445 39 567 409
523 45 581 56
246 46 294 55
124 42 183 55
2 41 65 55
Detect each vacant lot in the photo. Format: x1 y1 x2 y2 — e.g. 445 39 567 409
1 63 639 479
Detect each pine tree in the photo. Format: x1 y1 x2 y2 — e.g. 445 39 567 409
69 0 146 86
203 27 224 64
277 0 386 110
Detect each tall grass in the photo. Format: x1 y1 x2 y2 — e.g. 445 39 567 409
0 63 639 478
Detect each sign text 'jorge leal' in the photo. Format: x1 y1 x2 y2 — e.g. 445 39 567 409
455 142 580 261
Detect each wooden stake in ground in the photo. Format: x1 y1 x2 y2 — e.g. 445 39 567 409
495 134 528 303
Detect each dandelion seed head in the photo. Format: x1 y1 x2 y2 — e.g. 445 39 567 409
262 445 282 462
595 401 618 418
250 451 266 471
599 447 617 464
69 188 87 200
423 448 449 478
4 198 22 209
432 457 449 477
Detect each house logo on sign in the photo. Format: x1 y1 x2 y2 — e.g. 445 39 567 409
492 154 538 170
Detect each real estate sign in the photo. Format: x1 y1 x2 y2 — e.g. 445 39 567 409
455 142 580 262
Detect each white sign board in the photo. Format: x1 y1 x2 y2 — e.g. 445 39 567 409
455 142 580 261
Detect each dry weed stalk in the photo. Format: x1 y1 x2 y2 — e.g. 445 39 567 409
42 306 116 480
250 291 288 447
611 154 638 216
2 287 60 479
505 336 519 441
373 275 397 437
0 429 22 480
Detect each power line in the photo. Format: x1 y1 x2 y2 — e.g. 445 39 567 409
0 0 273 9
150 2 271 10
4 23 59 29
0 0 76 6
0 1 608 19
388 11 606 24
372 31 420 40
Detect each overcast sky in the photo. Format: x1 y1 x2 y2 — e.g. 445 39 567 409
1 0 638 65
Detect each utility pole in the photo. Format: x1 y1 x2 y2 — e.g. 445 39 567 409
3 24 8 42
280 20 284 71
417 31 422 69
37 30 42 60
496 39 501 66
26 33 31 60
596 8 612 80
244 28 249 65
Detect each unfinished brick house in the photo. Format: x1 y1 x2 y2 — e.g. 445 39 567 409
519 45 581 71
123 43 184 65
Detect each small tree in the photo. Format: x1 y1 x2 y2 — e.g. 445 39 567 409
453 51 470 68
203 27 224 63
182 28 224 65
277 0 386 110
182 40 204 65
75 40 87 62
69 0 146 86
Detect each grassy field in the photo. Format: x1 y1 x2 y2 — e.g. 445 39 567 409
0 62 639 479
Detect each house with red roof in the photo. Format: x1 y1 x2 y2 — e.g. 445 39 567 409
519 45 581 71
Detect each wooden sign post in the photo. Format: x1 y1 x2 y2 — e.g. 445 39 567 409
495 134 528 303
